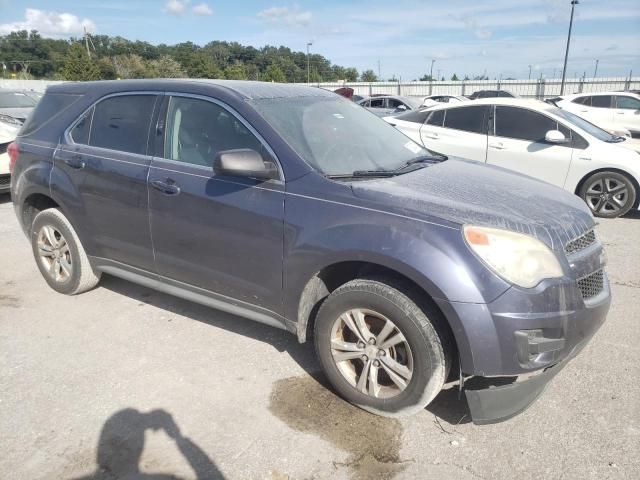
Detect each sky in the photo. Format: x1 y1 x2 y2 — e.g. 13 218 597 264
1 0 639 80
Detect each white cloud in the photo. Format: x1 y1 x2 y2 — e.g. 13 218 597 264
192 3 213 16
0 8 96 37
257 6 312 27
164 0 189 16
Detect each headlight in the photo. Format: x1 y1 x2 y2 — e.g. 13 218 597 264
463 225 564 288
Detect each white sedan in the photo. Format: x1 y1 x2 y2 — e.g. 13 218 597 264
421 95 468 107
385 98 640 218
553 91 640 139
0 115 21 194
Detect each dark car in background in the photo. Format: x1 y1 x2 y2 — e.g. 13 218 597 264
9 80 609 424
468 90 517 100
357 94 423 116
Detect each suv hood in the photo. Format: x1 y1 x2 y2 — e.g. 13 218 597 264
350 158 595 251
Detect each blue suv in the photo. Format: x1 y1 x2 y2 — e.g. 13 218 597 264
9 80 610 424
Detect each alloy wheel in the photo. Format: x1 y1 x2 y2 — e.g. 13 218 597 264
37 225 72 283
584 176 629 216
330 308 414 399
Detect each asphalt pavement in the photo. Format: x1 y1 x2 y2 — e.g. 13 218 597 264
1 194 639 480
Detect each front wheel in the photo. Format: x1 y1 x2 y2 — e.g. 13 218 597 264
314 278 450 417
579 171 636 218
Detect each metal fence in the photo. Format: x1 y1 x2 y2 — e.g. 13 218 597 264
305 77 640 99
2 77 639 99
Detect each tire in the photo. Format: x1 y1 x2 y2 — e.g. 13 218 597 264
314 278 450 417
30 208 101 295
579 171 636 218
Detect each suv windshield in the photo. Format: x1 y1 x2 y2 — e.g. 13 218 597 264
0 92 38 108
554 108 617 142
250 96 435 176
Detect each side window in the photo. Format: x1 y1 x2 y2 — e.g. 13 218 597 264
426 109 445 126
591 95 613 108
573 96 590 106
89 95 157 155
495 106 558 142
164 96 265 168
369 98 385 108
443 105 488 134
615 96 640 110
70 107 93 144
396 109 430 124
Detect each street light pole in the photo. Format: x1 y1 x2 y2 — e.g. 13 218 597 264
528 65 532 80
560 0 579 95
593 59 599 78
306 41 313 84
429 59 435 80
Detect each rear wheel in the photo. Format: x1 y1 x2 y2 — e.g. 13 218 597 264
314 278 450 417
31 208 101 295
579 171 636 218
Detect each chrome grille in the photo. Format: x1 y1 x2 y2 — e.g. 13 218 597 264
0 174 10 187
577 270 604 300
565 230 596 255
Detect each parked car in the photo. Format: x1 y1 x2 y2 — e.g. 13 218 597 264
333 87 354 100
421 94 468 106
467 90 517 100
553 92 640 139
357 95 423 117
10 80 610 424
0 89 38 123
0 115 21 193
386 98 640 218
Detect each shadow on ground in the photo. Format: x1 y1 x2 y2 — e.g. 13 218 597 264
73 408 224 480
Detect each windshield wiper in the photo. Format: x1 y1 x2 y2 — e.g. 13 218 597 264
326 154 447 180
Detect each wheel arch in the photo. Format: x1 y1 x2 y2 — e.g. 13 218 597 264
574 167 640 209
295 260 459 374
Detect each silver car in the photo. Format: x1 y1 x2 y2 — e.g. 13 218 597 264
357 95 423 117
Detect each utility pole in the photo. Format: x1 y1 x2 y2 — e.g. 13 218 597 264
84 26 91 57
593 59 599 78
560 0 579 95
306 41 312 84
528 65 532 79
429 59 435 80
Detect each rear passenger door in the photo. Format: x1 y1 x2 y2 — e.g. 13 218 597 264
147 94 285 314
486 106 573 187
613 95 640 135
419 105 489 162
54 93 160 271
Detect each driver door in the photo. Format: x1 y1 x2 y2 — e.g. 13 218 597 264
147 94 285 314
486 106 573 187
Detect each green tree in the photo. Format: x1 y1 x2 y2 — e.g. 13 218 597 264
343 68 358 82
111 54 148 78
360 69 378 82
148 55 186 78
451 73 460 81
61 43 100 81
223 62 247 80
419 74 434 81
263 63 286 82
96 58 117 80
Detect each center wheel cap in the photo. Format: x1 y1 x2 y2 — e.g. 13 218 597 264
365 345 378 359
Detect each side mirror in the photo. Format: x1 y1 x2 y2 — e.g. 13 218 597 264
213 149 278 180
396 104 408 111
545 130 569 144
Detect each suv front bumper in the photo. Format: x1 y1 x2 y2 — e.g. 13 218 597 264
435 272 610 424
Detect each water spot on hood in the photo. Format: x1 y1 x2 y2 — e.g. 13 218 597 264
269 374 407 479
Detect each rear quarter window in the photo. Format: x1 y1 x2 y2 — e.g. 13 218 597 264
396 109 431 124
19 93 81 137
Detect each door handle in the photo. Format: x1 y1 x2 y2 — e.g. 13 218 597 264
64 157 85 169
489 142 505 150
424 133 439 139
151 179 181 195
